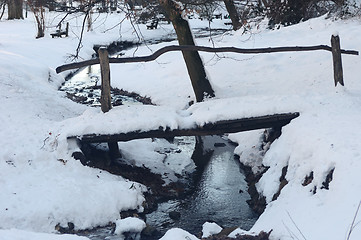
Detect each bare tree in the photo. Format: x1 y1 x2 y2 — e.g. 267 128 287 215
27 0 45 38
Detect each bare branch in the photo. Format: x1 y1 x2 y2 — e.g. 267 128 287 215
287 211 307 240
347 201 361 240
73 10 89 60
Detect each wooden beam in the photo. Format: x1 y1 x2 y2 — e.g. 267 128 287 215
69 112 300 143
55 45 359 73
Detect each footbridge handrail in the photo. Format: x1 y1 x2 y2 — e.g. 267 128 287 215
56 40 358 74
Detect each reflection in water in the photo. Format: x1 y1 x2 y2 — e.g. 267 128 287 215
60 65 143 107
145 136 258 238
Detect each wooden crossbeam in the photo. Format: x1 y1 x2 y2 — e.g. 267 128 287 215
69 112 300 143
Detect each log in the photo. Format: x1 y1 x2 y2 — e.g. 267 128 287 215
55 44 359 73
69 112 300 143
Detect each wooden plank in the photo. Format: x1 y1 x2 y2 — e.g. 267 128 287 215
55 44 359 73
69 112 299 143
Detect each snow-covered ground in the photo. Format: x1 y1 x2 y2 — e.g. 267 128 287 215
1 6 361 240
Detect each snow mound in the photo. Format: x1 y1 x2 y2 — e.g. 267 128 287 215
114 217 146 236
159 228 199 240
202 222 223 238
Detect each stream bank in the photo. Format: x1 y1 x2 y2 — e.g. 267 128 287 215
72 135 260 239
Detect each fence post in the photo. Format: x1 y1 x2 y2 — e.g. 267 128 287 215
98 47 112 113
65 22 69 37
331 34 344 86
98 47 121 160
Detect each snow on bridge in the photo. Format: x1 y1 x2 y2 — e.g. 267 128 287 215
65 98 300 143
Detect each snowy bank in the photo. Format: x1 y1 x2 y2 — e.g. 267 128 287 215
0 229 89 240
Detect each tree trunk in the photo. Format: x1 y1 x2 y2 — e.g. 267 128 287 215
35 8 45 38
28 2 45 39
223 0 242 31
87 10 93 32
0 1 6 20
158 0 215 102
7 0 23 19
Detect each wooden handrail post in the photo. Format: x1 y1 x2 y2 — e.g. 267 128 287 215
98 47 112 113
98 47 121 159
65 22 69 37
331 34 344 86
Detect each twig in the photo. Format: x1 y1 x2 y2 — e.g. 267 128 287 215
40 136 50 150
56 12 72 28
282 220 298 240
73 10 89 60
287 211 307 240
346 200 361 240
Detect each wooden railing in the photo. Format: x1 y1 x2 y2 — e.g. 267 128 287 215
56 34 358 115
57 34 358 82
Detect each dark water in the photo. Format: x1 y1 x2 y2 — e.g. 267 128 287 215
60 58 144 107
144 136 257 238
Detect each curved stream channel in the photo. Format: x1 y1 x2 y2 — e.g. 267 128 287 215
60 40 258 239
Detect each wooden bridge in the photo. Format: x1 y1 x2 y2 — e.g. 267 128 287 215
57 35 358 157
68 112 300 143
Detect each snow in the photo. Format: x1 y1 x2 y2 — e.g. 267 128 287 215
159 228 199 240
228 228 257 238
61 97 296 138
228 130 266 173
0 229 89 240
202 222 223 238
1 6 361 240
114 217 146 238
0 10 147 235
